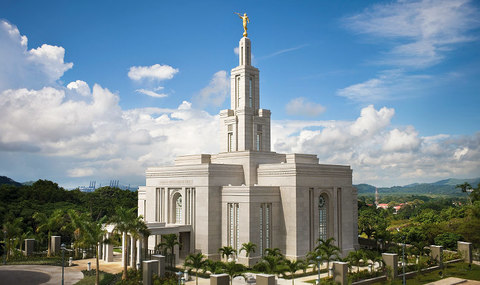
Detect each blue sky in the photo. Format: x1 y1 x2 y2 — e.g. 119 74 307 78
1 0 479 188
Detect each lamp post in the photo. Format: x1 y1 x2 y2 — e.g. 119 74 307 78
61 243 66 285
316 256 322 285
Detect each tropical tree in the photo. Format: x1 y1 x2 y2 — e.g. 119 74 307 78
110 206 137 280
33 209 65 257
129 215 149 269
283 259 304 285
223 261 246 285
204 259 225 274
264 247 282 257
2 217 23 260
315 238 340 277
239 242 256 258
83 217 109 285
346 250 366 273
185 252 206 285
219 246 237 261
157 233 181 267
139 222 151 262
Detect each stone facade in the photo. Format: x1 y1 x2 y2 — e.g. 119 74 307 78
138 35 358 265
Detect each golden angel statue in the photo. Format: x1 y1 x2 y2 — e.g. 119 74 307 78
235 12 250 37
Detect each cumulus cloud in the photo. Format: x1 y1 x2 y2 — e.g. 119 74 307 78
286 97 326 117
67 80 91 97
128 64 179 81
343 0 480 68
0 20 73 90
136 88 167 98
193 70 229 107
272 105 480 186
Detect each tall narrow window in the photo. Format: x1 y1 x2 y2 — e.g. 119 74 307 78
318 195 327 241
227 124 233 152
236 76 241 108
256 125 263 151
260 203 272 256
249 77 253 108
241 46 244 65
173 193 182 224
227 203 239 250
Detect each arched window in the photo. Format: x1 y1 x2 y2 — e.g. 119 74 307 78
173 193 182 224
318 194 327 241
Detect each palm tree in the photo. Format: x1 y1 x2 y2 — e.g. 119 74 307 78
219 246 237 261
264 247 282 257
240 242 256 258
129 215 149 269
83 217 108 285
110 206 137 280
347 250 366 273
68 210 90 258
3 217 23 260
157 233 180 267
203 259 225 274
185 252 206 285
284 259 304 285
223 261 246 285
315 238 340 277
33 209 64 257
138 222 151 262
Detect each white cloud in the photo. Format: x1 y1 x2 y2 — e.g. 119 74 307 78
193 70 229 107
68 168 94 177
337 70 432 102
286 97 326 117
67 80 91 97
258 44 308 60
383 127 421 152
344 0 480 68
128 64 179 81
272 105 480 186
136 89 167 98
0 20 73 91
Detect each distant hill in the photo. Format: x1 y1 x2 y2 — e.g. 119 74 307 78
0 176 22 187
355 177 480 196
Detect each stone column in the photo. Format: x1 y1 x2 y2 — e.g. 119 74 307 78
151 254 166 278
333 261 348 285
210 274 229 285
256 274 275 285
382 253 398 279
51 236 61 255
458 241 472 263
430 245 443 267
24 239 35 256
137 239 142 265
143 260 159 285
105 233 114 262
130 237 137 269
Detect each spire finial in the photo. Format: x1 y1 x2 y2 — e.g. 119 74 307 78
235 12 250 37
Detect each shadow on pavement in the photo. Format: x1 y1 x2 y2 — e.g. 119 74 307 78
0 269 50 285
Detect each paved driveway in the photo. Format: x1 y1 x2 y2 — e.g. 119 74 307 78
0 265 83 285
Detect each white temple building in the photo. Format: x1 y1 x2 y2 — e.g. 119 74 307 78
137 34 359 265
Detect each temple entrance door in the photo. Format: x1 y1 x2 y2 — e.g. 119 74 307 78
179 232 190 259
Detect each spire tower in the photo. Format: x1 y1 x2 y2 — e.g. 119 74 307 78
220 36 271 152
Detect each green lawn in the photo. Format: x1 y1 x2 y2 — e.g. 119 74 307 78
372 262 480 285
